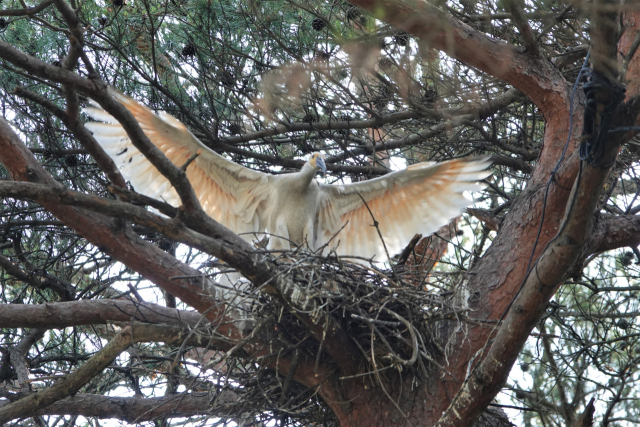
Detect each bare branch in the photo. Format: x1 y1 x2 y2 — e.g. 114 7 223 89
0 326 133 423
586 214 640 254
0 392 243 422
0 300 204 329
0 0 55 17
503 0 539 54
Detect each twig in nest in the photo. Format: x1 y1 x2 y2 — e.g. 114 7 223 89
381 308 418 366
369 322 410 423
351 313 402 327
279 349 300 406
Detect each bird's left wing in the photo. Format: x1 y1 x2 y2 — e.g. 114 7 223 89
315 157 491 261
84 91 275 239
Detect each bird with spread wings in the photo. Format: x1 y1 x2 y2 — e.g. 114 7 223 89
84 91 491 262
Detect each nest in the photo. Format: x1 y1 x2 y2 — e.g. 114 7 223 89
207 248 471 425
261 251 467 377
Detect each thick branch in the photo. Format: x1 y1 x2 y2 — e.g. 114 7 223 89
434 3 628 425
503 0 538 54
0 326 133 423
9 330 44 393
0 300 204 329
436 126 623 427
586 214 640 253
347 0 566 119
0 392 241 422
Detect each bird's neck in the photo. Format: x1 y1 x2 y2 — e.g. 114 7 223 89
297 162 317 189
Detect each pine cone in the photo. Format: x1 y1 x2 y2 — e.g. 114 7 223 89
621 251 635 266
98 16 108 26
378 57 392 70
394 31 409 46
346 7 361 21
228 123 242 134
460 0 476 12
181 43 196 57
424 88 437 103
220 70 234 87
373 97 387 110
158 239 174 252
334 69 349 81
0 18 7 30
617 319 630 329
65 155 78 167
113 0 124 7
315 51 331 61
311 18 325 31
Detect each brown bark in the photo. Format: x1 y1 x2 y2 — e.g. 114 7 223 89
572 398 596 427
322 2 640 427
0 327 133 423
586 214 640 253
0 392 250 422
0 300 204 329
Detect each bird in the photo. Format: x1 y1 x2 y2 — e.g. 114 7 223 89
84 91 491 262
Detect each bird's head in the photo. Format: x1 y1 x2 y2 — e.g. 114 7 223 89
309 153 327 176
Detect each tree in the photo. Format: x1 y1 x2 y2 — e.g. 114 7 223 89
0 0 640 425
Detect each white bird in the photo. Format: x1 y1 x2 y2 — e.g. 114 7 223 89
84 92 491 261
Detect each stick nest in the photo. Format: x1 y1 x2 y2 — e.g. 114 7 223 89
209 249 471 425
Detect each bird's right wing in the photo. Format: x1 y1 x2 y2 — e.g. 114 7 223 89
315 157 491 261
84 91 275 239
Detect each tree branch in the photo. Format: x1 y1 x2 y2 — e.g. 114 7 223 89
585 214 640 254
346 0 566 119
0 326 134 423
0 392 242 422
0 0 55 17
434 1 630 424
503 0 538 54
0 300 204 329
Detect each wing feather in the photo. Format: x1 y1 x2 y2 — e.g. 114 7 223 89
316 157 491 261
84 91 274 239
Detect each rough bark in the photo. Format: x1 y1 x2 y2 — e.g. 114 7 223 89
0 300 206 328
0 392 244 422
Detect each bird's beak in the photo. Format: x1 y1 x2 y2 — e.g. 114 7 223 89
317 156 327 176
